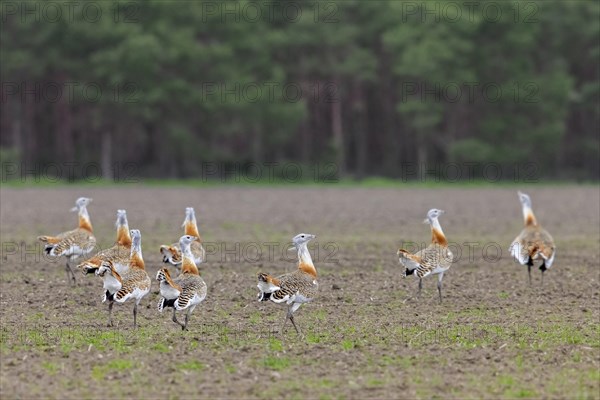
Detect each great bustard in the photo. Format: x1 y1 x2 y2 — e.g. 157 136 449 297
96 229 151 328
257 233 319 335
397 209 453 303
156 235 207 331
509 191 556 285
38 197 96 285
160 207 206 269
78 209 132 275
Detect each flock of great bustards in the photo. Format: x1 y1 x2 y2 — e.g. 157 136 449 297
38 192 555 333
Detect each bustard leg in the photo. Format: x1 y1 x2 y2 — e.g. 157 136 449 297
133 303 138 329
181 306 195 331
280 310 289 334
172 308 185 329
541 270 545 286
65 259 76 285
527 259 533 286
437 273 444 304
107 301 114 327
417 278 423 297
288 303 303 336
289 314 300 335
183 312 190 331
281 304 302 335
541 262 546 286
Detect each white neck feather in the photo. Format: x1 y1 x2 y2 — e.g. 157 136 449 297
297 243 314 266
116 215 128 229
79 206 90 222
430 217 444 235
182 243 194 259
183 210 197 228
522 204 533 223
131 238 142 258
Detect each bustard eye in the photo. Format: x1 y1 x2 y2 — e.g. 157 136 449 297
301 235 305 238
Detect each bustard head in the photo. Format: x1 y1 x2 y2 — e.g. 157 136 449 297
518 191 532 208
292 233 316 248
71 197 92 212
423 208 445 224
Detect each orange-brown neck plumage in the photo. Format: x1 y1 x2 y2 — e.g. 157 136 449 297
184 222 201 240
431 227 448 246
79 215 93 232
117 226 132 246
129 234 145 269
428 216 448 246
524 210 537 227
299 261 317 278
130 252 145 270
298 245 317 278
181 257 199 275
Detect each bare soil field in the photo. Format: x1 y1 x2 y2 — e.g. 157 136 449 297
1 185 599 399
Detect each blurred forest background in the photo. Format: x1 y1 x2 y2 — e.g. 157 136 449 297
1 0 598 181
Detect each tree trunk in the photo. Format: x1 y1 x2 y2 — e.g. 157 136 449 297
9 98 23 156
24 99 35 168
331 77 344 177
298 80 311 164
55 73 74 163
101 131 112 180
353 81 367 179
252 124 263 164
417 141 427 181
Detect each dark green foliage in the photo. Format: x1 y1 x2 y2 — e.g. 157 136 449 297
1 1 597 180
